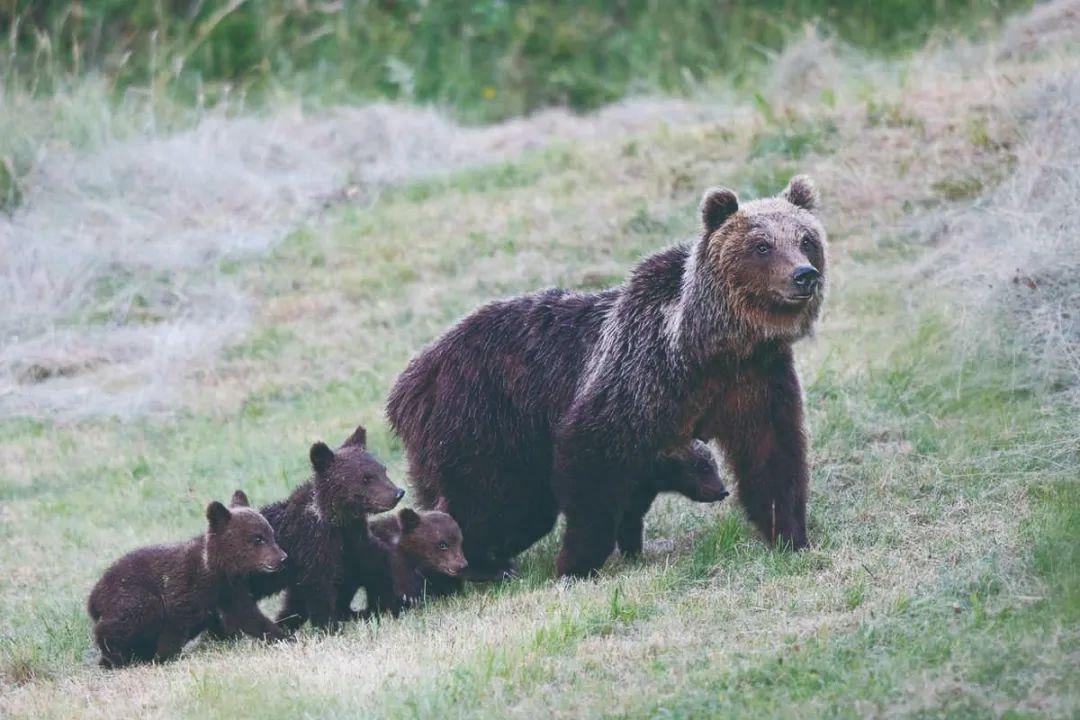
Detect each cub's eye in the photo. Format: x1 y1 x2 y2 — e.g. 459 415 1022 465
253 535 265 545
437 541 449 551
362 475 373 484
755 242 771 255
800 235 815 251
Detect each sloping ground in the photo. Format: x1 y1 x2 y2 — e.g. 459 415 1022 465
0 97 724 419
0 4 1078 718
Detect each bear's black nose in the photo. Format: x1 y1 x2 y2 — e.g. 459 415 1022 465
792 266 820 293
395 488 406 501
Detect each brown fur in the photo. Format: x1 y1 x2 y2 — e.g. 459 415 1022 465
87 491 287 668
617 440 729 558
387 176 826 578
363 508 467 616
248 424 405 629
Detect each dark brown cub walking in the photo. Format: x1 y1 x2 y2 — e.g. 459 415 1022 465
87 491 287 668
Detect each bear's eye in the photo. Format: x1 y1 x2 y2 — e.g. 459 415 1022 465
755 242 771 255
253 535 265 545
437 540 449 551
362 475 373 484
800 235 815 251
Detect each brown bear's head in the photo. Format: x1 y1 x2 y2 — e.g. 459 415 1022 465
396 508 468 577
205 490 288 577
310 424 404 525
699 175 827 340
654 440 728 502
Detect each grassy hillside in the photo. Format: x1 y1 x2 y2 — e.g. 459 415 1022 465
1 2 1078 718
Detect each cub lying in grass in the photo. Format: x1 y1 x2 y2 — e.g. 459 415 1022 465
87 491 287 668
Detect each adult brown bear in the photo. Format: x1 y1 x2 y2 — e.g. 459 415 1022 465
387 177 826 578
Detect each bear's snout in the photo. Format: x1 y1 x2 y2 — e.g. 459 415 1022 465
701 486 729 503
791 265 820 296
262 551 287 573
444 556 468 576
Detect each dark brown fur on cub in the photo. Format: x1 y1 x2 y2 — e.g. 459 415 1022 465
87 491 287 668
249 424 404 629
361 508 467 616
618 440 729 558
388 176 826 578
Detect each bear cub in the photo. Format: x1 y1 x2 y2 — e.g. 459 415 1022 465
88 491 287 668
249 424 404 629
364 508 468 617
617 440 729 558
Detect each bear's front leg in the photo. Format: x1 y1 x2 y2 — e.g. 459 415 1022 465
299 581 339 628
555 505 618 578
703 349 810 550
275 588 308 631
334 581 363 622
616 483 660 559
220 587 288 641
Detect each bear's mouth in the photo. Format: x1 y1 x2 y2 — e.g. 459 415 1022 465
367 498 401 513
440 564 468 577
774 290 816 307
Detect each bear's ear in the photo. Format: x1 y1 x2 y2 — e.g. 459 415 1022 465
700 187 739 234
434 496 451 514
310 442 335 475
230 490 250 508
206 501 231 532
399 508 421 534
782 175 817 211
342 424 367 449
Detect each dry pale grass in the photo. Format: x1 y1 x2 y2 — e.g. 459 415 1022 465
0 95 726 420
999 0 1080 59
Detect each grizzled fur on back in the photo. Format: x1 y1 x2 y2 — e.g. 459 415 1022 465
87 491 287 668
248 424 404 629
388 176 827 578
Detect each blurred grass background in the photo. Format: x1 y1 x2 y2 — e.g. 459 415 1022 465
2 0 1029 122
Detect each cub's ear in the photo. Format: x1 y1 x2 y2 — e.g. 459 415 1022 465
700 187 739 234
206 501 231 531
342 424 367 449
310 442 335 474
434 496 451 514
783 175 817 211
399 508 421 534
230 490 250 508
